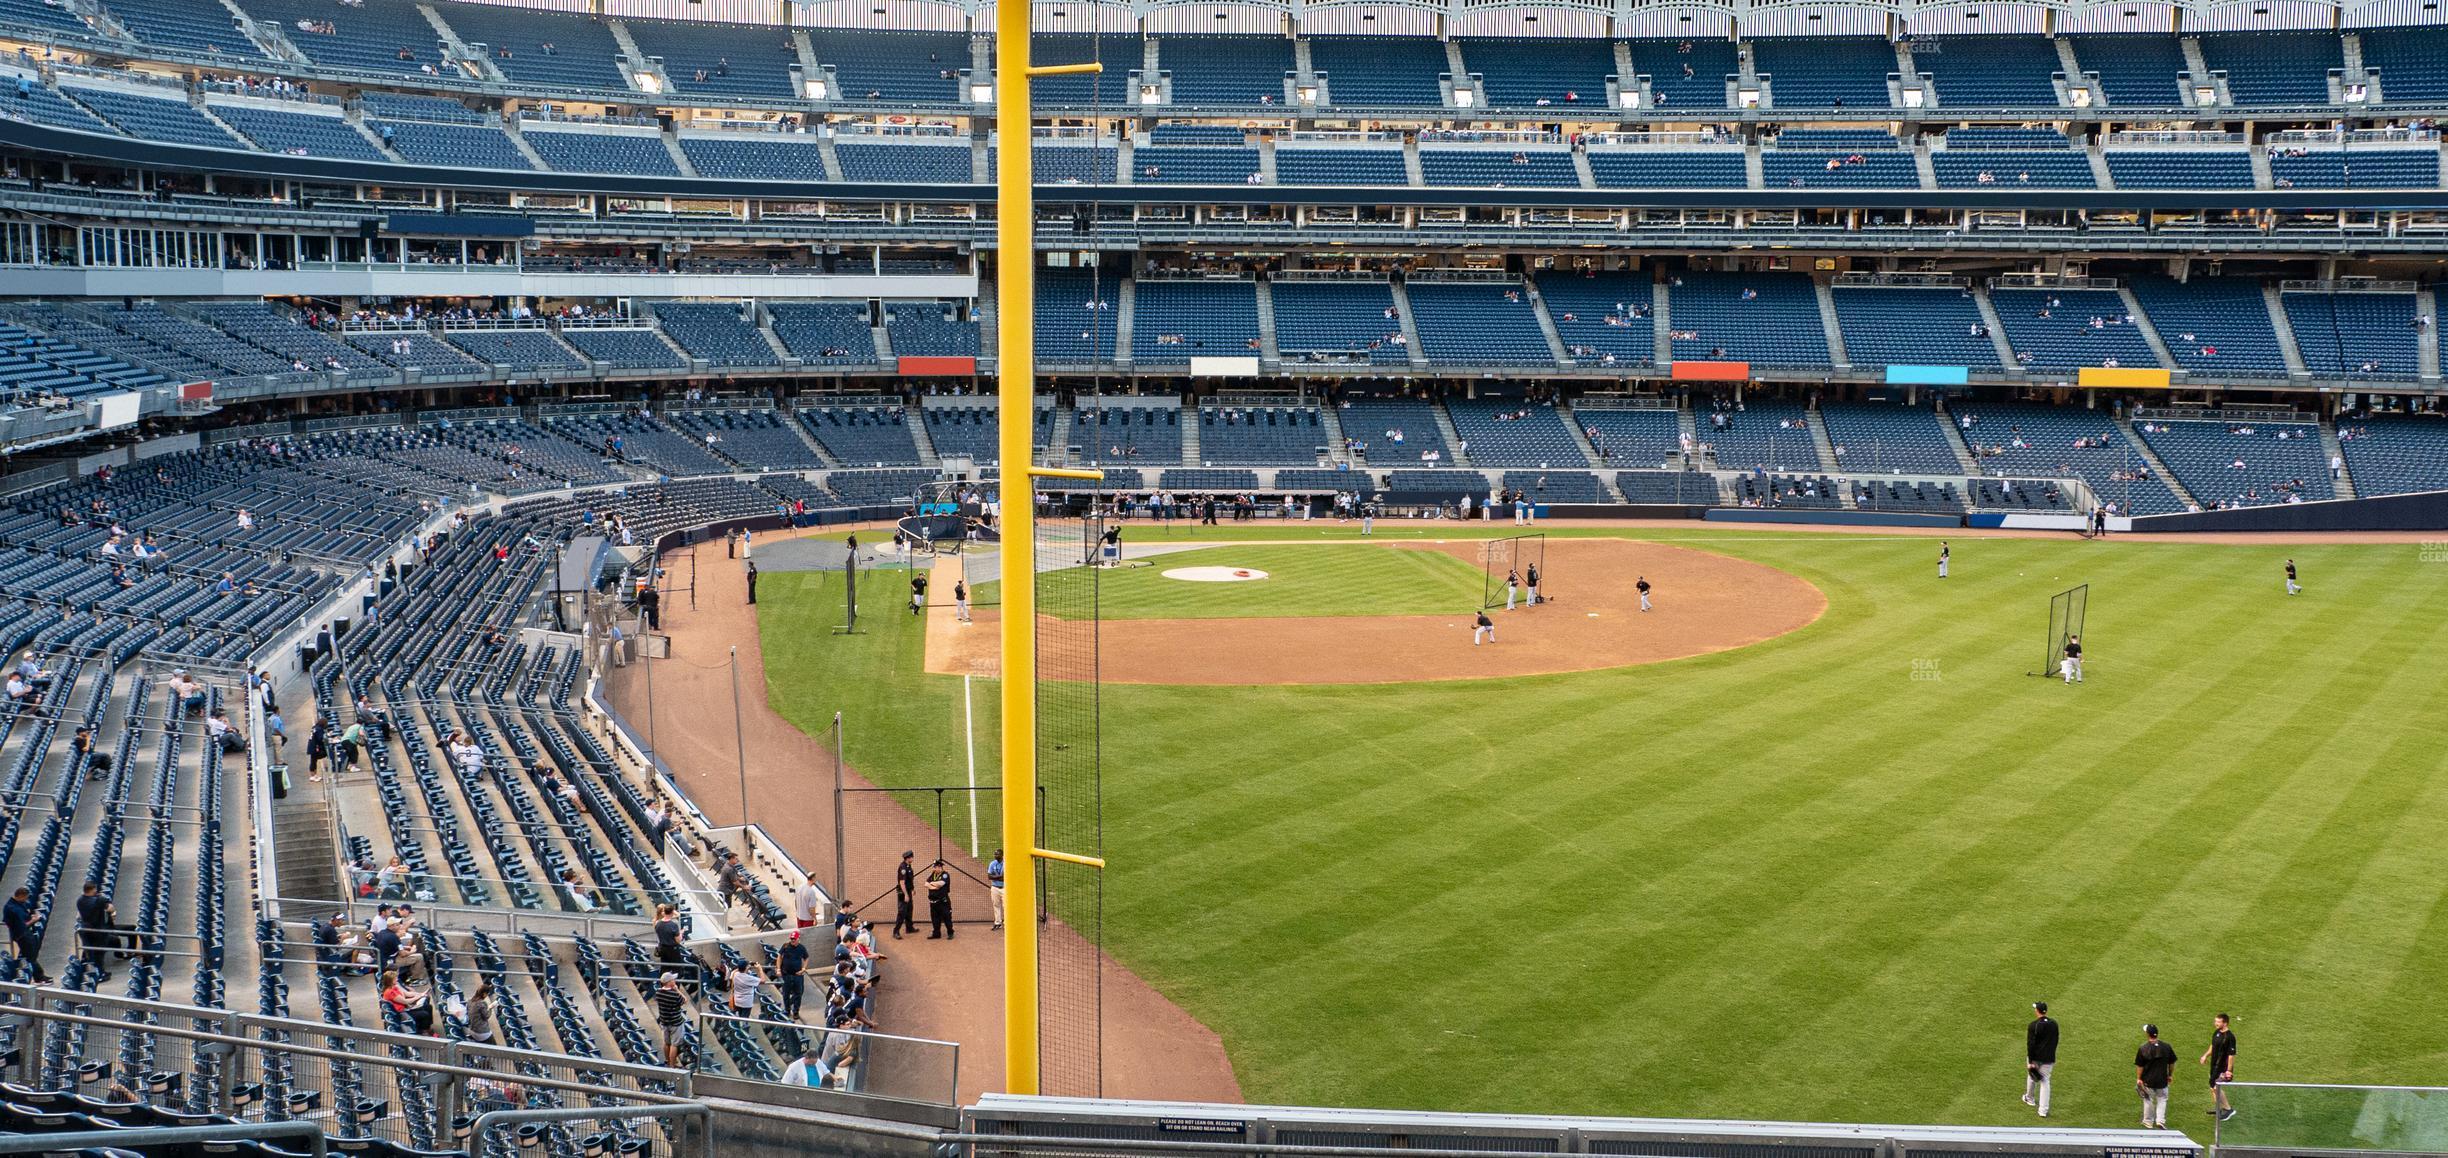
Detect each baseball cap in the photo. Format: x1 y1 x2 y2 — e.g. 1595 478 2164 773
2033 1000 2048 1012
659 972 677 984
2144 1023 2159 1036
901 850 914 858
788 931 801 941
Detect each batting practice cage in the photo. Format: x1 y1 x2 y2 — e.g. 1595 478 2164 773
2034 584 2089 677
1031 504 1106 1097
1482 533 1549 608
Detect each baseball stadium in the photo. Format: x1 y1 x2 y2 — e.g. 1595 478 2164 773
0 0 2446 1151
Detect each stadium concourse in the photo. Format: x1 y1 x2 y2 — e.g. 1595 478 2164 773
0 0 2447 1148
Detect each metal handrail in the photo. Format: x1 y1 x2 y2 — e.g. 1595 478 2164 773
0 1120 329 1156
471 1103 715 1158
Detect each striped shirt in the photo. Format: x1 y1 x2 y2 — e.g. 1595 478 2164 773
654 986 687 1026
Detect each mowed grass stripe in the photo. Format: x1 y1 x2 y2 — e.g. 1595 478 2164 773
758 531 2448 1127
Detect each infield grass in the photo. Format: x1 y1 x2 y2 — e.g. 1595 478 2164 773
976 544 1489 619
760 530 2448 1131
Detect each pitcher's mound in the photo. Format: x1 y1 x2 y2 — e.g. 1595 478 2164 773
1163 566 1271 582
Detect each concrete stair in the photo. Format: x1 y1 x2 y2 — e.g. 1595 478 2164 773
1113 278 1137 366
501 118 550 170
1523 276 1573 365
2263 283 2310 379
660 129 698 177
1653 277 1675 366
2321 417 2357 499
1557 399 1606 467
1254 278 1281 364
2419 288 2442 383
1972 285 2020 370
1318 402 1351 465
1813 279 1850 369
906 399 941 468
1426 398 1471 466
2118 286 2181 371
1934 400 1985 473
271 798 345 904
1180 410 1204 466
1802 407 1842 473
1388 280 1429 369
2113 412 2197 507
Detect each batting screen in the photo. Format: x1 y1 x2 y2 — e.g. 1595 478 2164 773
1481 533 1549 609
1033 503 1104 1098
2039 584 2089 677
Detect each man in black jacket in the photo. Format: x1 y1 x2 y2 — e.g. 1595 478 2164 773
75 881 113 982
3 886 48 983
2024 1001 2060 1117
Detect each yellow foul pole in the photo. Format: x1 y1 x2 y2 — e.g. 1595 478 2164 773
995 10 1100 1097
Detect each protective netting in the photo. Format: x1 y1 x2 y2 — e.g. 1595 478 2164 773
1481 533 1549 609
1032 503 1103 1098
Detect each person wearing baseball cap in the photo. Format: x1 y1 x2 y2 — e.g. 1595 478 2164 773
892 851 918 940
2137 1023 2178 1128
2024 1000 2059 1117
778 931 810 1021
653 972 689 1069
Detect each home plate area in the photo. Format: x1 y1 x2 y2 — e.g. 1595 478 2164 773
1163 566 1271 582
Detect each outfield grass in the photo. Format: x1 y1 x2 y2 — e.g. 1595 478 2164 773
760 532 2448 1129
978 544 1489 620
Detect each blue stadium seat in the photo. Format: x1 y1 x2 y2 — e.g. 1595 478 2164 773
1587 149 1747 188
1916 36 2063 107
1699 400 1819 471
1830 286 2002 372
1538 270 1655 368
1418 147 1579 188
2134 418 2333 507
209 102 386 160
2283 290 2421 378
1406 283 1555 366
1159 35 1294 106
1448 400 1589 467
522 127 681 176
1819 402 1965 475
1073 402 1181 464
1949 401 2182 513
1132 145 1260 184
654 303 781 367
1628 37 1736 109
884 302 979 358
2198 31 2342 104
2103 150 2254 189
1198 404 1324 465
1343 397 1456 465
813 29 970 103
1667 270 1830 368
1270 281 1409 366
1754 37 1894 108
2069 34 2186 106
1989 287 2156 372
430 1 631 91
1274 146 1409 186
2337 414 2448 495
2125 276 2289 376
799 404 921 466
1313 36 1449 108
1461 37 1614 108
628 20 799 99
240 0 444 78
370 118 532 170
837 139 972 183
1132 280 1260 363
679 134 830 180
2360 25 2448 104
2268 148 2438 189
64 86 243 149
1035 267 1120 364
766 303 876 367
